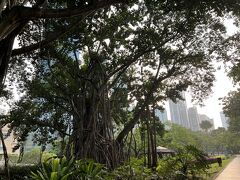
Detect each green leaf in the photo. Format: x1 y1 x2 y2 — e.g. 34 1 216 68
52 158 60 172
50 172 58 180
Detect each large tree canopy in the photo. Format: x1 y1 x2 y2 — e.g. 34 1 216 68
0 0 129 85
1 0 240 86
1 0 240 170
199 120 213 132
2 0 239 168
222 90 240 133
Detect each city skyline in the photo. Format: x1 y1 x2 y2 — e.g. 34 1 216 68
156 93 217 131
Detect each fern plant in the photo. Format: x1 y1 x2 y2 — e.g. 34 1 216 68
73 159 103 180
31 157 104 180
31 157 75 180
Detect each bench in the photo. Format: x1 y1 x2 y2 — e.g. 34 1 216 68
205 157 222 167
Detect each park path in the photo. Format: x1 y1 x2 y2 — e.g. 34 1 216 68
215 155 240 180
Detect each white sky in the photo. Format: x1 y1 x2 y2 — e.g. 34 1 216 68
186 19 239 129
164 62 236 129
186 67 236 129
164 64 236 129
164 19 239 129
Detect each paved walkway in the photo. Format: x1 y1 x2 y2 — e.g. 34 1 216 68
215 155 240 180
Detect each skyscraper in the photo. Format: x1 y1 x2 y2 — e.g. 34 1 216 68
188 106 200 131
220 111 229 129
169 92 190 128
155 109 168 123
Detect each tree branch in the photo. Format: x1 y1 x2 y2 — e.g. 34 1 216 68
12 13 89 56
116 64 181 144
0 0 128 40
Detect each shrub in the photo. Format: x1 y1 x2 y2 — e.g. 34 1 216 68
73 159 103 180
31 157 74 180
21 148 57 165
42 152 57 162
21 148 41 164
157 145 209 179
102 157 154 180
0 165 38 180
9 154 19 164
31 157 104 180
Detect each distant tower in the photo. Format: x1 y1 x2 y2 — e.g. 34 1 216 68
220 111 229 129
169 92 190 128
155 109 168 123
188 106 200 131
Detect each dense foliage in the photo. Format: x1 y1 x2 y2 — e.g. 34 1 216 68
31 157 104 180
1 0 240 179
222 90 240 133
199 120 213 132
157 145 209 180
160 124 240 155
2 0 235 169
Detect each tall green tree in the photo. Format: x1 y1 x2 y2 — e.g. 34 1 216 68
222 90 240 133
0 0 129 85
1 0 240 87
199 120 213 132
161 123 201 149
3 0 240 168
211 127 227 154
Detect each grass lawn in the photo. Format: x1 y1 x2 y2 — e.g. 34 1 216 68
201 156 234 180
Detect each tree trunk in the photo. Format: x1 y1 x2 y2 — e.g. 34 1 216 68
146 117 151 168
0 128 10 180
0 17 28 87
17 143 24 163
68 80 120 168
0 36 14 86
151 105 157 168
140 125 146 166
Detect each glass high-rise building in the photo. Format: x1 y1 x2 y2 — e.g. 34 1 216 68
155 109 168 123
220 111 229 129
169 92 190 128
188 107 200 131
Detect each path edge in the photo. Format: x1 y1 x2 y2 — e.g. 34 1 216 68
212 155 236 180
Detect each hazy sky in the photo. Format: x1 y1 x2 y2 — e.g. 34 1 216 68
186 66 236 128
186 18 239 129
164 18 239 129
